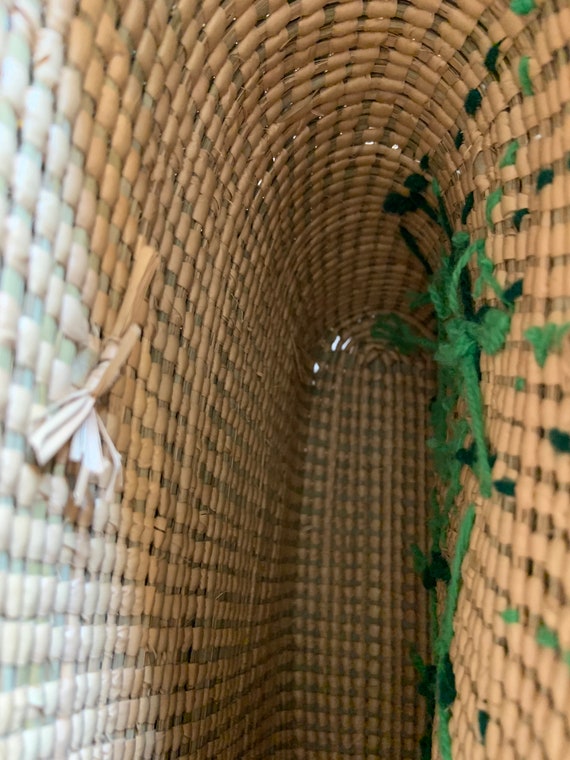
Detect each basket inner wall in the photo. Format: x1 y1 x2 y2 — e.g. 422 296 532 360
286 333 434 758
2 0 570 758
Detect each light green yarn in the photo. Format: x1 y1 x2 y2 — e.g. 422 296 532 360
475 309 511 356
536 624 559 650
519 56 533 96
500 140 519 168
525 323 570 367
510 0 535 14
486 187 503 228
501 608 520 624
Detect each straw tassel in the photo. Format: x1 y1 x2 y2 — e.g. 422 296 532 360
29 238 158 507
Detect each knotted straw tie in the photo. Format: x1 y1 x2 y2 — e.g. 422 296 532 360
28 239 158 507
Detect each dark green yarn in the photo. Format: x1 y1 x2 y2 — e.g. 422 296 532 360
461 192 474 225
400 226 434 275
514 377 526 392
431 551 451 584
478 710 490 743
419 734 432 760
454 130 464 150
513 208 529 230
494 478 516 496
456 443 476 467
465 89 482 116
537 168 554 191
371 313 436 355
549 429 570 453
420 153 430 171
437 653 457 709
502 278 523 305
383 191 418 215
432 180 454 240
422 552 451 590
411 648 436 758
412 650 437 705
404 173 429 193
510 0 535 13
408 290 433 310
384 191 438 223
484 41 502 79
416 193 440 223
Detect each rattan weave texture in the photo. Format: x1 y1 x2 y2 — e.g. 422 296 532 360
0 0 570 758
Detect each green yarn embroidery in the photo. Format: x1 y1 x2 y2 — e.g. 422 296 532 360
465 89 483 116
536 624 560 650
371 314 436 355
401 226 434 275
393 146 522 756
473 246 503 300
519 56 534 96
461 192 474 225
431 178 453 240
422 551 452 590
411 647 437 760
501 607 520 624
408 290 433 310
513 208 529 230
549 429 570 453
536 168 554 191
486 187 503 228
384 190 439 222
514 377 525 392
478 710 490 743
436 504 476 758
420 154 430 171
500 140 519 168
384 191 420 215
437 652 457 709
404 173 430 193
475 309 511 355
525 322 570 367
494 477 516 496
455 130 464 150
484 41 503 79
510 0 536 15
502 278 524 305
436 504 476 661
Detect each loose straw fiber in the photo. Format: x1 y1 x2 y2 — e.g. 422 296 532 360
0 0 569 758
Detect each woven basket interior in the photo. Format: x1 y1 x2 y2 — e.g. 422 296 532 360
1 0 570 758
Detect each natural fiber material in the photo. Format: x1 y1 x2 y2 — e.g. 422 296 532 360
1 0 570 758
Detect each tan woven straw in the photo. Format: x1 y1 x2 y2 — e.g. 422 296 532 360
0 0 569 757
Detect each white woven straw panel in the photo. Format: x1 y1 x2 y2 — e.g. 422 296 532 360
0 0 569 758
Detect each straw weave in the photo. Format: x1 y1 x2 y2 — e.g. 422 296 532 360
0 0 569 758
